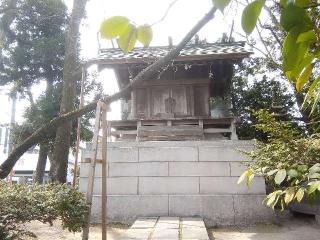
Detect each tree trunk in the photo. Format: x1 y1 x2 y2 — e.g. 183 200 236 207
50 0 88 183
34 142 49 184
0 7 216 180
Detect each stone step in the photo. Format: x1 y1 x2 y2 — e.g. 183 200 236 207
119 217 209 240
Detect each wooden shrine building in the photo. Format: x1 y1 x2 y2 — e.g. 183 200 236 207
94 42 252 141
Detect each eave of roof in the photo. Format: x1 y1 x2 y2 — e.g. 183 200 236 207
87 42 253 67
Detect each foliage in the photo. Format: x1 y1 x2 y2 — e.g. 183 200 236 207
238 110 320 209
231 59 296 140
0 0 68 88
100 16 153 52
0 182 88 239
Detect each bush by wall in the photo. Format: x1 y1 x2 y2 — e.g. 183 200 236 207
0 182 88 239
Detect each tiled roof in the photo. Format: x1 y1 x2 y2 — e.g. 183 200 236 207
94 42 252 65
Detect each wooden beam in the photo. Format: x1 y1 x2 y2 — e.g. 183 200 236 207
82 103 102 240
101 109 108 240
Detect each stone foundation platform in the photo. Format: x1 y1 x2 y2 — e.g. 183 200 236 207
79 140 274 226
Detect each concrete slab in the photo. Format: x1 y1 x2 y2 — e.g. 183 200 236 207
182 217 206 229
151 228 179 239
120 217 209 240
119 228 152 239
181 218 209 240
156 217 180 229
131 217 158 229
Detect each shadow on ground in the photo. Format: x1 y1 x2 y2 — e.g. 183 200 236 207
208 213 320 240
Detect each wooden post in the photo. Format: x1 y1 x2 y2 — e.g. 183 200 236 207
230 119 238 140
73 66 86 188
101 104 108 240
82 102 102 240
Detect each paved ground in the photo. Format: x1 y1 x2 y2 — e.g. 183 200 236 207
23 214 320 240
208 215 320 240
120 217 209 239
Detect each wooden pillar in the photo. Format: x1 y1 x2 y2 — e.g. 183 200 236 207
82 103 102 240
73 65 86 188
101 106 108 240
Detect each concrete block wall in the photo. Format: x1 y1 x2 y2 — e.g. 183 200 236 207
79 141 274 226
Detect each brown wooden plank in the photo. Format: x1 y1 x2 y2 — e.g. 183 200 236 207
82 103 102 240
101 110 108 240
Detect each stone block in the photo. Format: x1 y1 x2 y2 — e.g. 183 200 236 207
91 195 168 224
169 162 230 176
233 195 275 225
109 162 168 177
139 177 199 195
169 195 235 226
198 146 252 162
79 162 108 178
81 147 138 162
230 162 249 176
200 177 266 195
79 177 138 195
139 147 198 162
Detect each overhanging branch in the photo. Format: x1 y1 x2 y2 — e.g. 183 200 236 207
0 7 217 179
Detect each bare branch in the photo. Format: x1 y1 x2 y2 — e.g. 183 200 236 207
151 0 180 26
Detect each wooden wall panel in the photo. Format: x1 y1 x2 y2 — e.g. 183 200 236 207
194 86 209 116
136 88 148 118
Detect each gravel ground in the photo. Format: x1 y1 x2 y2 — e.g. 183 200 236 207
22 215 320 240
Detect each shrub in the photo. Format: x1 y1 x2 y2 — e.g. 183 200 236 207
238 110 320 209
0 182 88 239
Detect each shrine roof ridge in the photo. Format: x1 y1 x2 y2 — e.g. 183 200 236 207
92 42 253 66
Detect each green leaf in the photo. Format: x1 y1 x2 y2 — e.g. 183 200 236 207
308 172 320 179
241 0 265 34
307 181 320 194
296 64 313 91
284 188 295 204
297 30 317 43
137 25 153 47
267 169 278 176
287 169 299 178
266 192 277 207
309 163 320 174
295 0 311 8
246 171 255 188
295 188 305 202
287 53 314 81
280 0 288 7
283 25 309 72
212 0 232 12
297 164 308 172
100 16 130 39
275 169 287 185
117 24 137 53
237 170 249 184
280 4 312 32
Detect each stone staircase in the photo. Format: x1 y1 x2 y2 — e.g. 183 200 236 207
119 217 209 240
